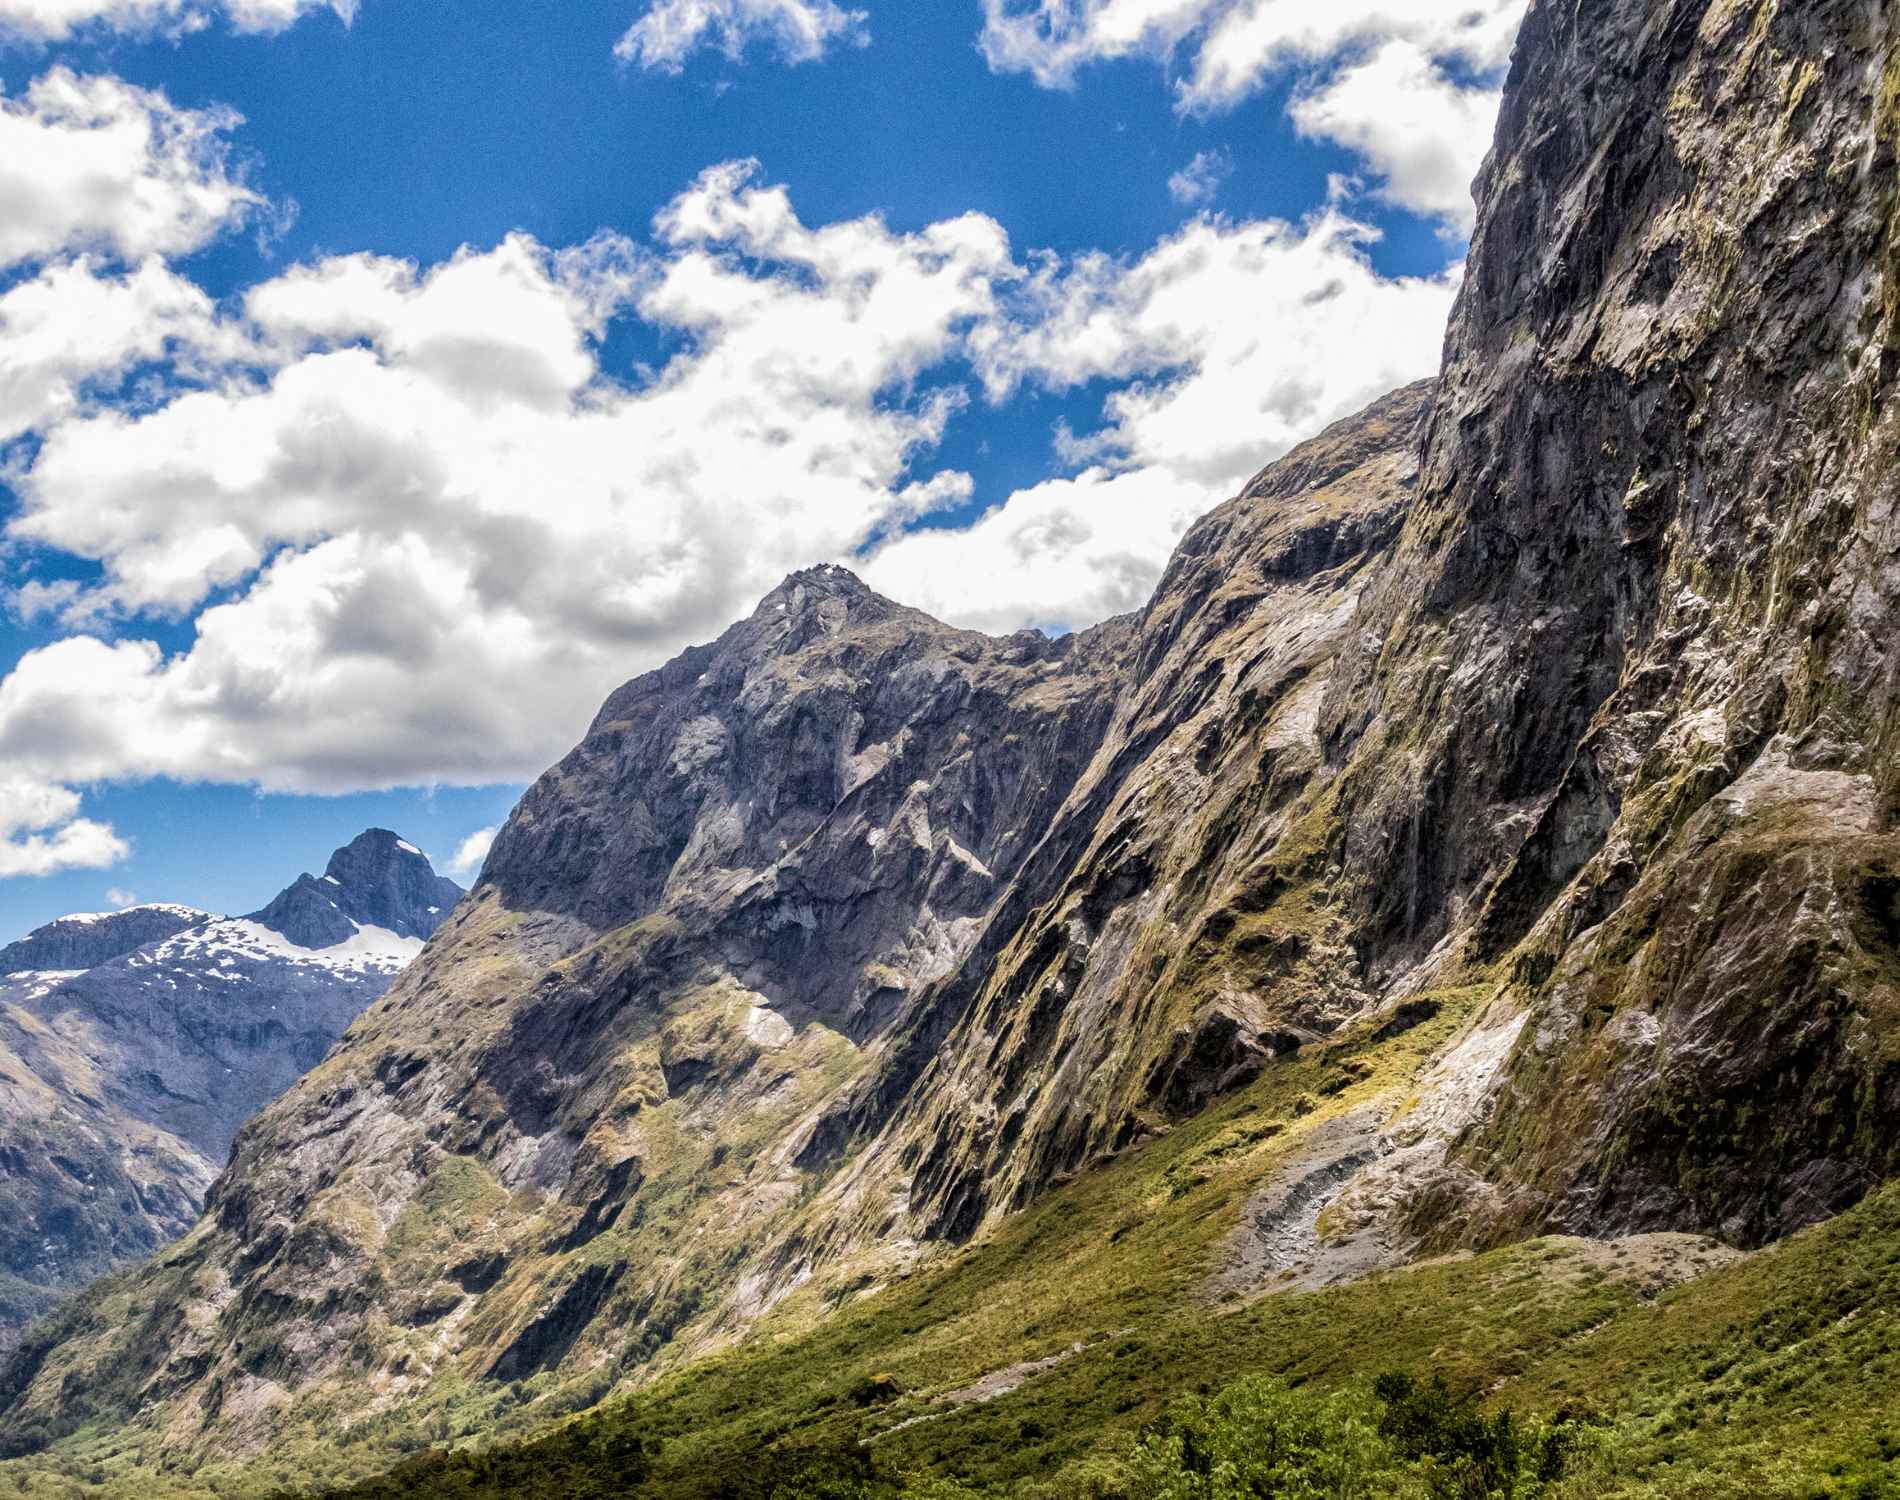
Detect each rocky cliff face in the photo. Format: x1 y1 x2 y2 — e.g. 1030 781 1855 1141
3 0 1897 1471
1320 0 1900 1250
791 384 1429 1253
0 833 461 1340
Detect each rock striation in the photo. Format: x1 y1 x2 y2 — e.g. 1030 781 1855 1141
1322 0 1900 1250
3 0 1899 1473
0 833 461 1340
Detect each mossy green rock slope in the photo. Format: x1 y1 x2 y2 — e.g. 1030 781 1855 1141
4 0 1900 1487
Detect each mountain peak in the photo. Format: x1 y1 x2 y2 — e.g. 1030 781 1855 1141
773 562 870 593
323 828 430 884
756 563 881 618
251 830 464 950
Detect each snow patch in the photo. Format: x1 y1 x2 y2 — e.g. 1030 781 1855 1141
4 970 84 999
49 902 211 927
154 917 424 974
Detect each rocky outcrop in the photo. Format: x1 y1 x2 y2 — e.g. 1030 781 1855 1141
4 0 1899 1473
0 835 461 1340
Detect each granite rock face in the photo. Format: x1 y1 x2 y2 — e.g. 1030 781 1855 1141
5 0 1900 1469
0 834 461 1340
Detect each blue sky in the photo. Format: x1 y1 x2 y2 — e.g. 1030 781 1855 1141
0 0 1523 938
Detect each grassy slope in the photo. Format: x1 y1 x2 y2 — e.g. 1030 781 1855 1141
7 985 1899 1498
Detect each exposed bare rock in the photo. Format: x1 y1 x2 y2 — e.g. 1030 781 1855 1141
1338 0 1900 1251
797 384 1428 1251
1211 1103 1389 1299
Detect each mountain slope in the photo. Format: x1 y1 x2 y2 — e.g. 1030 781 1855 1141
0 832 463 1337
0 393 1422 1462
4 0 1899 1485
794 381 1430 1253
0 567 1145 1449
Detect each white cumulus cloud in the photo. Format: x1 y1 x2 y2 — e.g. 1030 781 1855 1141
0 68 264 272
0 257 232 444
1289 41 1503 235
616 0 868 70
447 826 498 883
0 777 129 878
0 164 1011 798
0 0 352 42
978 0 1526 230
0 162 1454 869
979 0 1522 96
867 207 1454 631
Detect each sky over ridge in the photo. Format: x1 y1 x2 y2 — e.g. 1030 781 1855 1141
0 0 1526 934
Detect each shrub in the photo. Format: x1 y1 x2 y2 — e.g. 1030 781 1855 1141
1372 1372 1610 1500
1011 1372 1618 1500
1042 1376 1425 1500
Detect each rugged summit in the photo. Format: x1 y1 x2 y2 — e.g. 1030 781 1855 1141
0 834 462 1339
253 831 465 949
3 0 1898 1480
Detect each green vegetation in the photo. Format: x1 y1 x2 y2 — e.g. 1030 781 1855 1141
7 988 1900 1499
313 1370 1618 1500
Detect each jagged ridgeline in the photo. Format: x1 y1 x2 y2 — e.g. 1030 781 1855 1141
2 0 1898 1493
